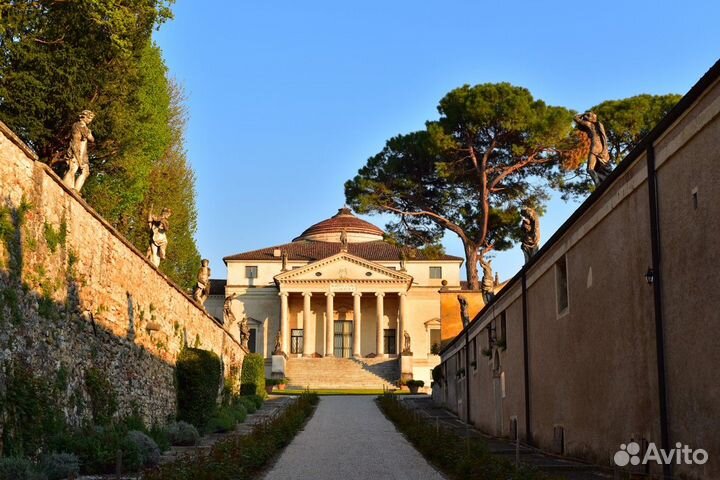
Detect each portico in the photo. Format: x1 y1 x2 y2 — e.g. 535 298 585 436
274 252 412 357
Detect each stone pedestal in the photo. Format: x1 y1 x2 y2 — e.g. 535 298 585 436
400 352 414 384
271 354 286 379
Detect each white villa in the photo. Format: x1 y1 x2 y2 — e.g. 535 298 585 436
206 208 463 386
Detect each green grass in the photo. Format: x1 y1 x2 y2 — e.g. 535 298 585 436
273 389 417 396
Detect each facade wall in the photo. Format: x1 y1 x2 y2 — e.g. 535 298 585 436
654 79 720 480
438 67 720 479
0 123 245 426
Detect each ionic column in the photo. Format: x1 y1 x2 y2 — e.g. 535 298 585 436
325 292 335 357
302 292 313 357
375 292 385 357
279 291 289 354
352 292 362 357
398 291 407 354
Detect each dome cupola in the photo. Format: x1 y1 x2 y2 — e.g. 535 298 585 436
293 208 384 243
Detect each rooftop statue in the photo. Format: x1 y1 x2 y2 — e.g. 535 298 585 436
520 207 540 263
340 228 349 252
480 258 495 303
239 316 250 351
193 259 211 307
457 295 470 328
574 111 613 186
281 250 289 272
146 206 171 267
223 294 236 326
62 110 95 194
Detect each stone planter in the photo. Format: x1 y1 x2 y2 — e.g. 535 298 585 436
265 385 274 395
408 384 420 394
277 383 287 391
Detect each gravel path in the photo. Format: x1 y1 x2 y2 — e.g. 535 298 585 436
263 396 446 480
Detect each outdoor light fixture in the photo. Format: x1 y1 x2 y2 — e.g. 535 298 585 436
644 268 655 285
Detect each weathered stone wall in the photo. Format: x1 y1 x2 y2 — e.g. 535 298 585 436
0 121 245 426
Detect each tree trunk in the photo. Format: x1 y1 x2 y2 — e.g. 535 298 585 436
464 242 480 290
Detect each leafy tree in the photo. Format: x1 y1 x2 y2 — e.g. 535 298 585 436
0 1 202 288
555 93 681 198
346 83 574 289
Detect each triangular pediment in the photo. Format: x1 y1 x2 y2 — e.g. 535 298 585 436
274 252 412 285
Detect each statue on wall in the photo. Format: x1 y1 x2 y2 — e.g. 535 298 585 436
193 259 211 306
281 250 289 272
273 329 282 355
574 111 613 186
222 294 236 326
403 330 412 354
146 206 171 267
457 295 470 328
62 110 95 194
480 258 495 303
340 228 349 252
399 249 407 271
239 316 250 351
520 207 540 263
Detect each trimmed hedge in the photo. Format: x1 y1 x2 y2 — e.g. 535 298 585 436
144 392 319 480
176 348 222 429
240 353 265 397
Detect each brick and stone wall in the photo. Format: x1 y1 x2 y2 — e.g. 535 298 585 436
0 121 245 426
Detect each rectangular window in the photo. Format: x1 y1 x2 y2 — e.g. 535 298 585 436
248 328 257 353
500 311 507 345
429 266 442 279
384 329 397 355
245 266 258 279
555 255 569 315
429 329 441 354
290 329 303 354
471 337 477 369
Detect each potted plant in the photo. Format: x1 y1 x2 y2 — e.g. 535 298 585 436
406 379 425 394
265 378 277 394
277 378 288 391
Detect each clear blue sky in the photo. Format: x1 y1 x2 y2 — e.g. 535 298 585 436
154 1 720 281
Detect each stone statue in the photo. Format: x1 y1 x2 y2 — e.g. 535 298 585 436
193 259 211 306
520 207 540 263
340 228 349 252
457 295 470 328
223 294 236 326
574 111 613 186
403 330 412 354
62 110 95 194
146 206 171 267
399 249 407 271
281 250 289 272
273 329 282 355
480 258 495 303
239 316 250 351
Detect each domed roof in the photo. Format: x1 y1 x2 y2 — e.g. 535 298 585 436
293 208 384 243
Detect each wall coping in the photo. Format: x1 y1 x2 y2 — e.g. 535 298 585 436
0 119 241 349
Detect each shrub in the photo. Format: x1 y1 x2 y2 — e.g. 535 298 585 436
39 453 79 480
406 380 425 388
240 353 265 397
206 406 237 433
143 392 319 480
247 394 264 410
165 421 199 447
238 397 256 414
52 425 142 474
176 348 222 429
85 367 118 426
127 430 161 467
149 423 170 452
431 365 443 383
0 457 45 480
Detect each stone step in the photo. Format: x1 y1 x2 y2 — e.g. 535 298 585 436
285 357 399 389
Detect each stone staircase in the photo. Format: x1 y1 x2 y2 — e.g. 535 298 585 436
285 357 400 390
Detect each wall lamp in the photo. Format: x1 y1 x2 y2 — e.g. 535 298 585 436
644 267 655 285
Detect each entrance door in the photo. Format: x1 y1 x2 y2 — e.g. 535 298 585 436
334 320 353 358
